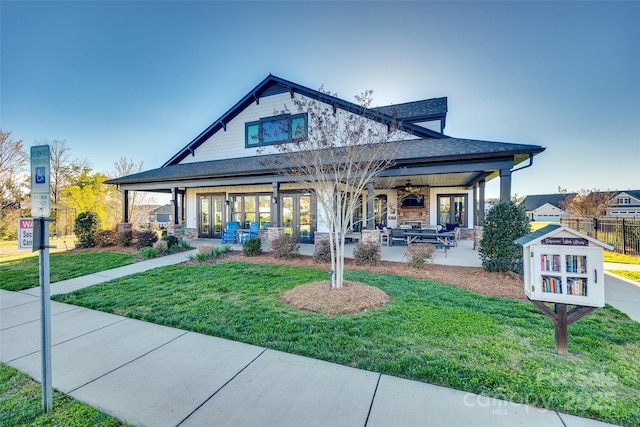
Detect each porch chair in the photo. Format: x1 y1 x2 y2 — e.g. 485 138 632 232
390 228 407 246
240 221 260 243
221 221 240 244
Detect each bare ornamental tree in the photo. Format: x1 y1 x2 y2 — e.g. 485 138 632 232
265 89 403 289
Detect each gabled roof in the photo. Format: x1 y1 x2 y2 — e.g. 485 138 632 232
516 224 613 250
163 74 446 167
372 97 447 122
608 190 640 203
521 194 573 211
107 137 545 186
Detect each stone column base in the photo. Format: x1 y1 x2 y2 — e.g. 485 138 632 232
267 227 285 249
167 224 183 239
362 229 380 245
117 223 133 233
474 225 483 250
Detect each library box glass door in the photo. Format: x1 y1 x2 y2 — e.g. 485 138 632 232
198 195 224 238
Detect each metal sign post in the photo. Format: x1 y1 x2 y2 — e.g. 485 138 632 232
31 145 52 413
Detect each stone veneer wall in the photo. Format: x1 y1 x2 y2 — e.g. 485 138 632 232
473 226 483 250
396 187 430 228
266 227 285 249
117 223 133 234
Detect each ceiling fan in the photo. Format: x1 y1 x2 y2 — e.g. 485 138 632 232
400 180 422 194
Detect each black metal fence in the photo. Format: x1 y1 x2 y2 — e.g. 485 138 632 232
560 217 640 255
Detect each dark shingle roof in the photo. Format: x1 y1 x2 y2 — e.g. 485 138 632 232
521 194 573 211
372 98 447 121
163 75 446 167
107 137 545 185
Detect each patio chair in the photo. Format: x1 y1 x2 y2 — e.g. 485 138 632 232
390 228 407 246
221 221 240 244
240 221 260 243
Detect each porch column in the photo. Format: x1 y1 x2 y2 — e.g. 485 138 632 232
499 169 511 202
272 182 280 227
367 180 375 229
122 190 129 223
479 180 486 226
172 187 179 225
180 191 185 222
473 183 478 226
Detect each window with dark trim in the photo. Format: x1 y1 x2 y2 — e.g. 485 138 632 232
230 194 271 229
245 113 308 147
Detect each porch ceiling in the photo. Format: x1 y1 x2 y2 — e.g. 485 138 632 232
378 172 482 190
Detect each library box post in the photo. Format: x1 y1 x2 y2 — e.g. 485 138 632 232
517 225 612 308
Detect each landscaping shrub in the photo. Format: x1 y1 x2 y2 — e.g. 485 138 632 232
74 212 100 248
179 240 192 249
161 234 179 248
479 200 530 274
153 240 168 252
140 247 157 259
353 240 380 266
94 229 118 247
134 230 158 249
242 237 262 257
197 244 213 255
118 230 133 247
313 239 332 264
270 234 299 259
406 243 436 269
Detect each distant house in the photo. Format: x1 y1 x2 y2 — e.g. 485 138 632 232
606 190 640 217
521 194 573 221
149 204 173 229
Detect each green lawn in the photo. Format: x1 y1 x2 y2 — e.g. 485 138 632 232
609 270 640 283
0 363 130 426
0 251 136 291
53 261 640 426
604 251 640 265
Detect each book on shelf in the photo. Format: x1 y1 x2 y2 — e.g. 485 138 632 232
540 254 561 272
541 276 562 294
567 278 588 296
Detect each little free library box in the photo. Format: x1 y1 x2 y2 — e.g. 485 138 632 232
517 224 613 308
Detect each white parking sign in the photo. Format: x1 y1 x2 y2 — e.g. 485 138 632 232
31 145 51 218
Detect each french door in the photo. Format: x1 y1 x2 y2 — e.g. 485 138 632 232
438 194 467 227
197 195 225 238
281 193 314 243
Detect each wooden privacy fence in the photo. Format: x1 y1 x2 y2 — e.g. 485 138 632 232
560 217 640 255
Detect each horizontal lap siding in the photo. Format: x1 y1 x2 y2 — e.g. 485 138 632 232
180 93 297 164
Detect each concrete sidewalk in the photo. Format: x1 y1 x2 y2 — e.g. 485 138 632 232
1 290 612 427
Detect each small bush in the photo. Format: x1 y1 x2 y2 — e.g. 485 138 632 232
94 229 118 247
140 247 157 259
406 243 436 269
270 235 299 259
179 240 192 249
74 212 100 248
153 240 168 252
242 237 262 257
134 230 158 249
354 240 381 266
313 240 332 264
117 230 133 247
193 252 208 262
197 244 213 255
161 235 179 248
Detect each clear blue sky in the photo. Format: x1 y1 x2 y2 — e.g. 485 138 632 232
2 1 639 200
